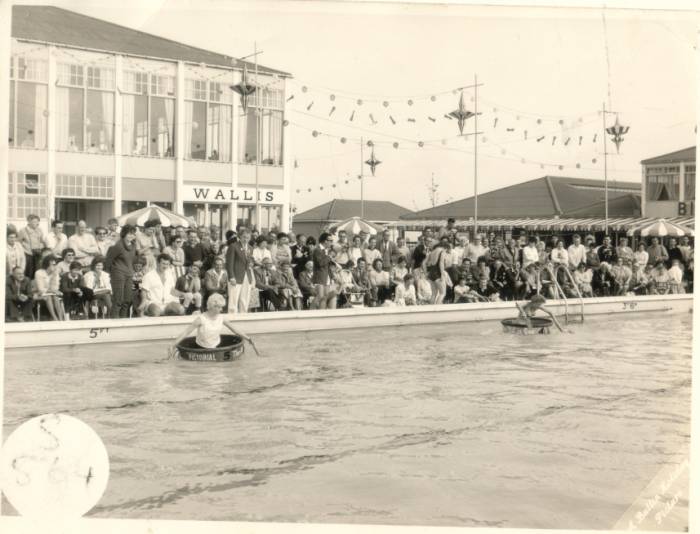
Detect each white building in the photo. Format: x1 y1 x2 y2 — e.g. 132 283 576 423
640 146 695 218
6 6 292 237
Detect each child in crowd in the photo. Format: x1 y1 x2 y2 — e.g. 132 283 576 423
176 264 203 313
60 260 86 318
394 273 417 306
82 257 112 318
668 258 685 294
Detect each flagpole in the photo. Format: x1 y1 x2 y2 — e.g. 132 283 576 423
473 73 478 238
603 101 608 235
360 137 364 219
254 41 261 232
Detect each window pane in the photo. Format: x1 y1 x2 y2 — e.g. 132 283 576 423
206 103 231 161
685 173 695 201
9 82 14 145
238 107 258 164
16 82 47 149
122 94 148 156
122 200 147 214
86 90 114 154
56 86 84 151
186 101 206 160
150 97 175 157
261 109 283 165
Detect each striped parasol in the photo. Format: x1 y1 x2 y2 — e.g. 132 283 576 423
331 217 384 236
117 206 195 228
627 218 694 237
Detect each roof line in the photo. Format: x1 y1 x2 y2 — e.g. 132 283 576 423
544 176 563 216
12 6 290 76
326 199 337 222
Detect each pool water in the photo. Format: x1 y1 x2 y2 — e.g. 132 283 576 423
2 312 692 529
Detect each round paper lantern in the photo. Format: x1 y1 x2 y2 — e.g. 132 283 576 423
312 130 319 137
407 99 413 106
330 94 336 101
302 86 308 92
340 137 347 143
357 99 363 105
382 101 389 107
393 142 399 149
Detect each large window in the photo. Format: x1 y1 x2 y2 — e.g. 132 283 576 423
646 165 680 201
56 63 114 153
56 174 114 199
685 165 695 201
9 56 48 149
185 79 232 161
8 172 48 219
238 87 284 166
122 70 175 157
260 205 282 233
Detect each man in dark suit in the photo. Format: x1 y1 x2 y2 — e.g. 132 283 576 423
225 228 254 313
254 258 285 310
378 229 399 270
312 232 333 309
6 266 33 321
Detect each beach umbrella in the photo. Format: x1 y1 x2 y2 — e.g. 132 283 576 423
332 217 384 236
627 218 694 237
117 206 195 228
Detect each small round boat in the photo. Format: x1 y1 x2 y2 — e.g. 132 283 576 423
501 317 553 335
175 335 244 362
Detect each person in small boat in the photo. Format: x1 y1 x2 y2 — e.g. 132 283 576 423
515 294 567 333
170 293 252 354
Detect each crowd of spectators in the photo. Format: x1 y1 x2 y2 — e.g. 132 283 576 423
5 214 695 322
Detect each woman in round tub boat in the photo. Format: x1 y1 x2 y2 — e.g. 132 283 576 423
515 294 569 333
169 293 256 357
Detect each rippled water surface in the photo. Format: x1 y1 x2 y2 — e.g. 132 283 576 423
3 312 692 528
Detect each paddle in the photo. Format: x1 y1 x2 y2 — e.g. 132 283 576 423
246 337 262 357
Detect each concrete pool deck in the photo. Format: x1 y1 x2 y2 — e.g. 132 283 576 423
4 294 693 349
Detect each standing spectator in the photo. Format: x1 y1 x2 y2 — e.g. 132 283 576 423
275 232 293 266
183 229 206 268
104 225 137 318
33 255 64 321
94 226 112 258
18 214 44 278
597 236 616 264
438 218 458 244
411 235 430 273
60 261 86 318
226 228 254 314
550 239 569 267
68 220 99 268
135 221 161 271
163 235 186 279
586 241 601 269
667 238 684 267
362 236 381 267
176 264 203 314
679 236 693 266
633 242 649 270
6 229 26 275
567 234 586 269
616 237 634 266
536 240 548 264
140 254 186 316
6 266 34 322
204 257 228 302
82 257 113 318
466 236 487 263
347 235 364 266
396 237 410 263
667 258 685 293
106 217 121 245
610 257 632 295
44 220 68 258
572 263 593 297
198 226 215 256
312 232 334 310
647 236 669 266
291 234 308 277
379 229 399 269
521 237 539 268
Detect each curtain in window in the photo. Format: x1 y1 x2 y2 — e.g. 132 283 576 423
55 87 70 151
184 101 194 159
270 111 282 165
121 94 135 155
685 174 695 201
163 98 174 156
101 92 114 152
33 84 47 149
238 108 257 163
206 104 220 160
666 179 679 200
220 104 231 162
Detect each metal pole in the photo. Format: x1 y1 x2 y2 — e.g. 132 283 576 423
603 101 608 235
360 137 364 219
254 42 261 232
473 73 478 238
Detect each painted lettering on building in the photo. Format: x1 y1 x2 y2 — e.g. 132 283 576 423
188 187 277 203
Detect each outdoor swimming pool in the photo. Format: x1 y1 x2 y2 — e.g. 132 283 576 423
2 311 692 529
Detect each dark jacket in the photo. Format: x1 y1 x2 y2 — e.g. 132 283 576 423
104 239 136 278
225 241 252 283
6 276 32 302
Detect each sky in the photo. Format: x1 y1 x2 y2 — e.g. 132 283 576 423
28 0 699 214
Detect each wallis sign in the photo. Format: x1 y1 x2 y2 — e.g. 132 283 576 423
182 186 280 203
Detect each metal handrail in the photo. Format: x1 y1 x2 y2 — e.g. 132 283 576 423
549 264 585 323
545 265 569 323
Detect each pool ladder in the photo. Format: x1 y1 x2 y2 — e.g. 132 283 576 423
538 265 585 324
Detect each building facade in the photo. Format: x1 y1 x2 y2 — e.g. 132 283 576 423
640 146 695 218
6 6 292 237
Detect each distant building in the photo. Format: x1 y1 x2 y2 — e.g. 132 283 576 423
292 199 413 237
7 6 292 236
400 176 641 221
641 146 695 218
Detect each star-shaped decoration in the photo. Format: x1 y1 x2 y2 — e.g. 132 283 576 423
448 92 475 135
230 64 257 112
365 147 381 176
605 115 630 153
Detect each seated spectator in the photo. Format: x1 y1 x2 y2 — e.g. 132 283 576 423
649 261 670 295
56 248 77 276
415 270 433 304
572 263 593 297
538 261 557 299
369 258 392 306
490 258 513 300
278 261 303 310
183 229 206 268
593 262 615 297
351 257 372 306
298 260 317 307
141 254 186 316
390 256 409 287
274 232 293 266
629 261 650 296
163 235 186 279
254 257 285 310
252 235 273 267
131 257 146 317
610 257 632 295
176 264 203 314
363 236 381 267
394 273 417 306
453 277 472 303
616 237 634 266
550 239 569 267
106 217 121 245
60 260 87 318
6 266 33 322
668 258 685 294
33 255 65 321
203 257 228 303
454 257 476 286
7 228 26 275
475 276 499 301
634 243 649 270
82 257 113 318
44 219 68 258
68 220 100 268
536 240 548 264
585 242 601 269
94 226 112 258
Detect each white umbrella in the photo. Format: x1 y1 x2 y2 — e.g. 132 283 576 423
331 217 384 236
627 218 694 237
117 206 195 227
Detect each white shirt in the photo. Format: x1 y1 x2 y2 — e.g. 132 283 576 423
253 247 272 265
522 245 540 267
567 244 586 268
68 232 99 266
82 270 112 292
394 283 416 306
44 232 68 256
633 251 649 268
95 239 112 258
141 269 179 306
550 247 569 266
466 244 486 263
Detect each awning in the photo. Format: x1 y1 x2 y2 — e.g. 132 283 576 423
391 216 695 234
